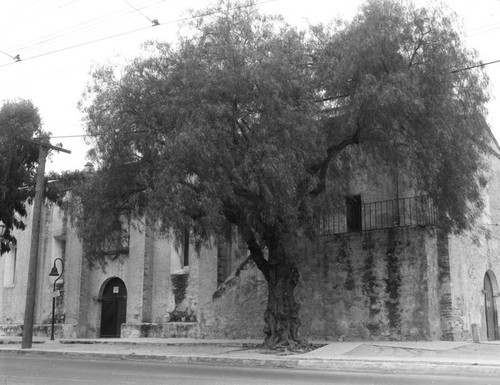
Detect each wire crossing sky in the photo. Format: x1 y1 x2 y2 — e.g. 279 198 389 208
1 0 500 172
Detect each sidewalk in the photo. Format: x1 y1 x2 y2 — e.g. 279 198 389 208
1 336 500 376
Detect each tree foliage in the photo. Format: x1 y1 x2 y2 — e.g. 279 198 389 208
75 0 490 346
0 100 46 254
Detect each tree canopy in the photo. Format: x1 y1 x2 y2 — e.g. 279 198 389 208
0 99 45 254
74 0 491 347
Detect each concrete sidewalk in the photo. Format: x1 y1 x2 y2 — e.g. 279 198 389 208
1 336 500 376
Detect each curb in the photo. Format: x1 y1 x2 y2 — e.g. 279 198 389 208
58 340 263 348
0 339 266 348
0 349 298 369
1 348 500 375
295 357 500 376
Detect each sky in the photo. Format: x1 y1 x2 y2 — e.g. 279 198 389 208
1 0 500 173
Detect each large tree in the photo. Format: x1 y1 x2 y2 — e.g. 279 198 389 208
76 0 490 347
0 100 45 254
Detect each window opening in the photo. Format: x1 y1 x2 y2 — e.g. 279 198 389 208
346 195 362 232
183 226 190 267
3 246 17 287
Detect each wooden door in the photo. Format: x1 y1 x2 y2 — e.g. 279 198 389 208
100 278 127 338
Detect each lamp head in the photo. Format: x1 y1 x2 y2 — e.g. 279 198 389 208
49 266 59 277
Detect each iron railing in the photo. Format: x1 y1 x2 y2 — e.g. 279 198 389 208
318 195 438 236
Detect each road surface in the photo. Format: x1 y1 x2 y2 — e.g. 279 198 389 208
0 355 498 384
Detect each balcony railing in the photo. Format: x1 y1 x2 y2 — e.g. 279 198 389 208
318 195 438 236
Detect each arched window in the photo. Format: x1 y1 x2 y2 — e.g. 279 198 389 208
484 270 499 341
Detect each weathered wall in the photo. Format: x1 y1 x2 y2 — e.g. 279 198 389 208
298 227 439 341
0 205 35 327
0 198 220 339
0 202 82 337
205 227 440 341
444 153 500 341
81 220 145 337
120 233 217 338
193 237 218 336
150 236 174 323
446 230 499 341
203 257 268 339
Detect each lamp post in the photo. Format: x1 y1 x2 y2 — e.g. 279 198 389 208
49 258 64 341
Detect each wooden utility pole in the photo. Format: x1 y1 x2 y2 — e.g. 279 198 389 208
21 140 70 349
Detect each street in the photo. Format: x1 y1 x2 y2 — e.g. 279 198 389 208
0 356 499 385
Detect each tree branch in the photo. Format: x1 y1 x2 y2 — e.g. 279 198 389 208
222 201 270 278
314 93 350 103
308 128 360 197
408 30 429 68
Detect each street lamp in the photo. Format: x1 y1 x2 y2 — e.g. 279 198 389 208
49 258 64 341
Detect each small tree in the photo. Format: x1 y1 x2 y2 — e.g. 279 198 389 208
0 100 45 254
76 0 490 347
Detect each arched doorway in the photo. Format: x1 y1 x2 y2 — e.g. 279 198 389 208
484 270 499 341
99 277 127 338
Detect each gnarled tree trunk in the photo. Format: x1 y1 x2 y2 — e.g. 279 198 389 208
237 220 305 349
263 260 302 348
248 233 304 349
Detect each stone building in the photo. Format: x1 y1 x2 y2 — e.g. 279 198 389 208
1 146 500 342
0 202 220 339
209 145 500 342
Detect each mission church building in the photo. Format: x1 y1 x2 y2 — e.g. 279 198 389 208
2 141 500 342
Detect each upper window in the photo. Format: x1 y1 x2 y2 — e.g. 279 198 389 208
3 246 17 287
182 226 190 267
346 195 362 232
170 226 190 274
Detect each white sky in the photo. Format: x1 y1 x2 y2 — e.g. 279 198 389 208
1 0 500 173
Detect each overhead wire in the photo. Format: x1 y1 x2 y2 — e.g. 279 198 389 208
450 58 500 74
3 0 159 57
122 0 160 25
0 25 153 68
5 0 500 58
0 0 276 69
467 21 500 37
0 0 88 53
4 0 165 56
49 131 147 139
55 0 82 10
2 0 500 68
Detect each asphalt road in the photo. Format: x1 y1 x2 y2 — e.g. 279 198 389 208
1 356 499 385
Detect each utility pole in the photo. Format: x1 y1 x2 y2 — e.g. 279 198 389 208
21 139 70 349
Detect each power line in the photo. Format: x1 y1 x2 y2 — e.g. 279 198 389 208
49 130 148 139
450 58 500 74
318 58 500 104
467 21 500 37
48 134 91 139
123 0 160 26
0 51 20 62
5 0 164 56
55 0 81 10
0 0 276 69
0 25 153 68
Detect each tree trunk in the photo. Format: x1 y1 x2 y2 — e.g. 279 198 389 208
242 226 305 349
261 242 303 349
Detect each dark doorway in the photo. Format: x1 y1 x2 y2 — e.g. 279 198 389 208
346 195 362 232
100 277 127 338
484 271 499 341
